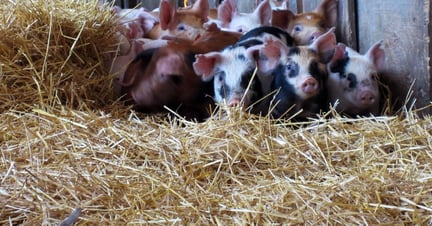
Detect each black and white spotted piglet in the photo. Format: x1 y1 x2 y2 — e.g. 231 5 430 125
326 41 385 116
257 28 337 119
192 26 294 113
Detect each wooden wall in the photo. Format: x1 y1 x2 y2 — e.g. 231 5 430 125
116 0 432 114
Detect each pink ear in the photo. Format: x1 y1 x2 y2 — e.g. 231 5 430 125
218 0 237 26
328 42 346 71
159 0 174 30
309 27 336 63
366 40 385 71
191 0 210 22
256 37 288 74
254 0 272 26
193 53 221 81
315 0 338 28
271 10 295 30
329 42 346 64
138 11 159 34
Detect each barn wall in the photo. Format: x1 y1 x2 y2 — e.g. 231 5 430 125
113 0 431 114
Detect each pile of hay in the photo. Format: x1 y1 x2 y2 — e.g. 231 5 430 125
1 0 431 225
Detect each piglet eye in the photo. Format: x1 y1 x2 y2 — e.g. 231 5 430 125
286 61 299 78
216 72 225 82
177 24 186 31
293 25 302 32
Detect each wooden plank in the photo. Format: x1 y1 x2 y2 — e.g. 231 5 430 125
137 1 159 10
301 0 320 12
336 0 356 49
235 0 256 13
357 0 431 114
285 0 299 13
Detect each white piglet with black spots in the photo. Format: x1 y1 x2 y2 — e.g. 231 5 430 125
326 41 385 116
193 26 294 113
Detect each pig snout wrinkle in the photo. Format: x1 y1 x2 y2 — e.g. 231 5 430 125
301 78 319 95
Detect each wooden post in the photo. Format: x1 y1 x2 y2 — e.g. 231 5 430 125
336 0 357 50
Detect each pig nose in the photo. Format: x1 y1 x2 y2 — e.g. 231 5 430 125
228 98 241 107
301 78 319 95
360 91 376 105
309 32 323 44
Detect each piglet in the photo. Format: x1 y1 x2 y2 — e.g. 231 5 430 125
326 41 385 116
118 27 241 121
114 6 159 40
146 0 209 40
258 28 337 119
271 0 337 45
193 26 294 113
215 0 272 33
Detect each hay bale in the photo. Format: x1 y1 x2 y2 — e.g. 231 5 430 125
0 0 119 112
0 0 432 225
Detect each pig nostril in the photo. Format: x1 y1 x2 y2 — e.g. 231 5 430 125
303 80 317 88
228 99 240 107
302 79 319 94
361 93 375 104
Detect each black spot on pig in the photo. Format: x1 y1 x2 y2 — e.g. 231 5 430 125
239 26 295 47
288 47 300 56
234 39 263 49
215 71 229 98
240 68 262 104
237 54 246 61
329 51 349 74
285 60 300 78
346 73 357 89
309 60 327 81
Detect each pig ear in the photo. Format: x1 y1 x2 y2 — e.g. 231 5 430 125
315 0 338 28
328 42 346 72
193 53 222 81
254 37 288 74
309 27 336 63
159 0 175 30
329 42 346 63
122 51 154 87
218 0 237 26
365 40 385 71
254 0 272 26
271 10 295 30
190 0 210 22
137 11 159 34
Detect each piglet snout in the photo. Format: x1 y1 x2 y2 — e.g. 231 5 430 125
301 78 319 95
228 98 241 107
359 91 376 106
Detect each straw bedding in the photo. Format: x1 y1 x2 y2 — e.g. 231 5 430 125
1 0 431 225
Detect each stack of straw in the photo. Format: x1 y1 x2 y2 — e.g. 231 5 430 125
0 0 431 225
